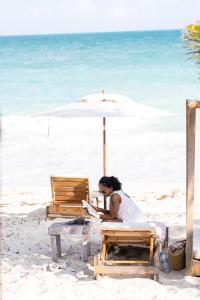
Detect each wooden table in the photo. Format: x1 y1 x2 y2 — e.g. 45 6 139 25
48 222 91 262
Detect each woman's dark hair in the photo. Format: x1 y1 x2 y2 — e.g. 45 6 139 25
99 176 122 191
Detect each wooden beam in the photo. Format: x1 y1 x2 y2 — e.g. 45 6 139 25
193 260 200 276
101 239 107 260
94 265 158 275
102 260 150 265
52 177 89 182
101 230 156 235
186 100 200 109
47 205 88 218
186 101 196 275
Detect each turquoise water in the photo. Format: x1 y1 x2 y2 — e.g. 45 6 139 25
0 30 199 115
1 30 200 187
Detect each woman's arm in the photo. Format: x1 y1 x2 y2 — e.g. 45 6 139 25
100 193 121 220
91 205 109 214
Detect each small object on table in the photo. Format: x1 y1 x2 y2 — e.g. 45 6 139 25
90 190 103 207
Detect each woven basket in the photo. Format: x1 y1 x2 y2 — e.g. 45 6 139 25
168 240 186 271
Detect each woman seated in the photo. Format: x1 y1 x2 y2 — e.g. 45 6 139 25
92 176 145 224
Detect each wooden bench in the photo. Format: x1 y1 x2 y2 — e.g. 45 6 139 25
94 224 161 280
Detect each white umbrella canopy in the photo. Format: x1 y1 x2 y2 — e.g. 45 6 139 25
41 92 172 118
80 92 133 103
37 92 172 178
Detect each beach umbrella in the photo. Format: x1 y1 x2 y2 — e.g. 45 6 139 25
38 91 172 208
38 91 172 176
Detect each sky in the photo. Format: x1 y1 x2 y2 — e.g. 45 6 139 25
0 0 200 36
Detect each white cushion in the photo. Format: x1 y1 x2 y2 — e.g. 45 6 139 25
148 221 167 244
193 219 200 260
100 222 157 232
100 221 167 244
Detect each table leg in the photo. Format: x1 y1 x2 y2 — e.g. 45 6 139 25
50 234 61 261
82 230 91 262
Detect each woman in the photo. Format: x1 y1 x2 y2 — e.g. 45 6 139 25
93 176 145 224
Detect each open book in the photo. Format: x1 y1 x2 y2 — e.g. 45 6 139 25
82 200 102 219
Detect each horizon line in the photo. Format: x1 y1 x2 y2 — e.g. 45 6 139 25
0 28 182 38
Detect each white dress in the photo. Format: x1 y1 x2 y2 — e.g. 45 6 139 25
110 190 145 224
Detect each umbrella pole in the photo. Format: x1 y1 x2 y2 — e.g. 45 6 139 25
103 116 106 176
103 117 107 209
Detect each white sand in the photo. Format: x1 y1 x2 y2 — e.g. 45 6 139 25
1 115 200 299
1 187 200 300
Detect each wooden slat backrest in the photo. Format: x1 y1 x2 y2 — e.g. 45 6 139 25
101 229 156 245
51 176 89 206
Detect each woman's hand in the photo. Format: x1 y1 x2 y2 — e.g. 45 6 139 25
90 204 98 211
91 205 109 214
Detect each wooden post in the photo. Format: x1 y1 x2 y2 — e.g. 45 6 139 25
149 236 154 264
164 226 169 249
186 100 196 275
101 239 107 261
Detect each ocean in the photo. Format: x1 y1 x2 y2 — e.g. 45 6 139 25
1 30 200 190
0 30 199 116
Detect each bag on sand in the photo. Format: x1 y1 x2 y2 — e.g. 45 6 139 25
168 240 186 271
